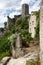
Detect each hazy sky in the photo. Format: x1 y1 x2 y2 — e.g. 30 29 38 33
0 0 41 27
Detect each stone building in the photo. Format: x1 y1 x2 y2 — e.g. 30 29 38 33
22 4 29 17
0 31 4 37
7 16 15 29
40 0 43 65
0 28 4 37
4 15 21 30
4 4 29 29
4 3 37 38
4 22 7 29
14 15 21 20
29 12 36 38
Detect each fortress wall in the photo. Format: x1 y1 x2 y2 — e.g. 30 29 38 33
40 0 43 65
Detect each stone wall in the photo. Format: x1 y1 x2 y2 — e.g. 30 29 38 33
7 16 15 29
29 13 36 38
40 0 43 65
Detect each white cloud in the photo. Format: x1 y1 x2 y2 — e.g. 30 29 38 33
29 0 41 13
9 12 15 18
0 0 41 27
32 0 41 10
9 11 21 18
21 0 31 4
0 16 7 23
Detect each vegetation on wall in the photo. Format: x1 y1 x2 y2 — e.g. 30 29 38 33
0 16 31 60
0 10 40 60
34 10 40 39
26 54 40 65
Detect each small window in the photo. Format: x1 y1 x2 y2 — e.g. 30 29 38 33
30 22 31 24
32 21 34 25
30 28 31 31
34 27 36 29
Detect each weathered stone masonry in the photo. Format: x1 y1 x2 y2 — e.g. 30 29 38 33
40 0 43 65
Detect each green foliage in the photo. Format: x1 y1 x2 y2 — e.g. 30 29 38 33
34 10 40 39
0 32 12 60
21 30 32 41
7 17 32 48
0 11 40 60
15 17 29 32
35 54 40 65
26 55 40 65
0 28 4 32
8 33 18 47
0 50 10 60
35 20 39 39
15 17 32 41
26 60 36 65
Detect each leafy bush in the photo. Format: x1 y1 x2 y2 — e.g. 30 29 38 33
15 17 29 32
34 11 40 40
26 60 36 65
0 50 11 60
0 11 40 60
0 32 12 60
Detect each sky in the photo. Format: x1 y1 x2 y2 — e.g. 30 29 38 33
0 0 41 27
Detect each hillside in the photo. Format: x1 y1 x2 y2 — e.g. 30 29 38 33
0 10 40 60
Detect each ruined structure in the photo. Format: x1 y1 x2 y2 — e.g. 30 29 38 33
22 4 29 17
4 4 37 38
0 28 4 37
7 16 15 29
40 0 43 65
15 34 24 58
11 42 16 58
14 15 21 20
11 33 24 58
4 16 15 29
4 15 21 29
29 12 36 38
4 22 7 29
4 4 29 29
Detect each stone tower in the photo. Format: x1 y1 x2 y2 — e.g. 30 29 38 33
40 0 43 65
29 12 36 38
15 33 24 58
22 4 29 17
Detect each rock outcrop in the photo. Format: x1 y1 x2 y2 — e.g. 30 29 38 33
0 57 11 65
11 33 24 58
